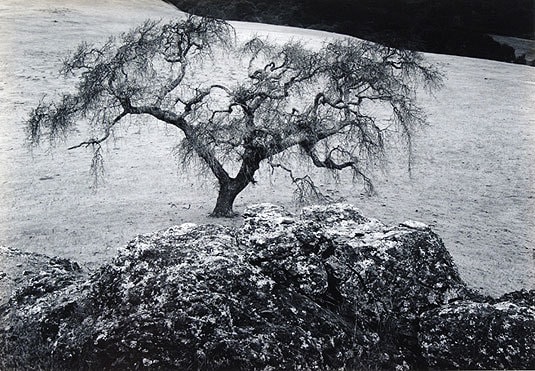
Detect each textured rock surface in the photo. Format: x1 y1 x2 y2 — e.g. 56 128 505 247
419 290 535 369
0 204 533 370
0 246 85 306
237 204 470 368
0 246 87 369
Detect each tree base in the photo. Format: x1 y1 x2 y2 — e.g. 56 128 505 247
209 210 240 218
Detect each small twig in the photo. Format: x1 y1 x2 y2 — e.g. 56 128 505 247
267 158 330 204
68 111 127 150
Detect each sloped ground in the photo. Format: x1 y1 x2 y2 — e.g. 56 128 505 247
0 0 533 297
1 204 533 369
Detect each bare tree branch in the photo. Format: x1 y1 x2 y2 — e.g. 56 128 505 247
67 111 128 150
267 159 330 204
26 15 442 216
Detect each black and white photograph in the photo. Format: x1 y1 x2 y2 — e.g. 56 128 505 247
0 0 534 369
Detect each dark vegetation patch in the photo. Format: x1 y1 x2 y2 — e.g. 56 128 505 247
163 0 534 65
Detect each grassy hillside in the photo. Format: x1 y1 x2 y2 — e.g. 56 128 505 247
163 0 534 64
0 0 534 297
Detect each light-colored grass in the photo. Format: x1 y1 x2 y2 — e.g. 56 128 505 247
0 0 534 297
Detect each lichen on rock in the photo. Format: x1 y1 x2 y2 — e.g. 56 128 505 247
0 203 533 370
419 290 535 369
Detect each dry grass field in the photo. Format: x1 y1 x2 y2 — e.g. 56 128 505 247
0 0 534 297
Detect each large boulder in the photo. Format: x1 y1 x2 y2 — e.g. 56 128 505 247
0 246 86 369
237 204 470 368
0 203 533 370
0 246 84 307
419 290 535 369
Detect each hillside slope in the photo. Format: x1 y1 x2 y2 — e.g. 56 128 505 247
163 0 534 64
0 0 533 296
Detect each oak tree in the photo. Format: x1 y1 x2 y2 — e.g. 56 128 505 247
27 15 442 217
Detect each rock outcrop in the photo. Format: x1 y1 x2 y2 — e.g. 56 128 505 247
0 246 85 307
419 290 535 369
0 204 533 370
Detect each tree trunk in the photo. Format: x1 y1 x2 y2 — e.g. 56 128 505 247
210 152 262 217
210 179 247 217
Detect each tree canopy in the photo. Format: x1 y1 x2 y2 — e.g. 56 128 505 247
27 15 442 216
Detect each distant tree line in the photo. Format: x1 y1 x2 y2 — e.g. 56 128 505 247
163 0 534 65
